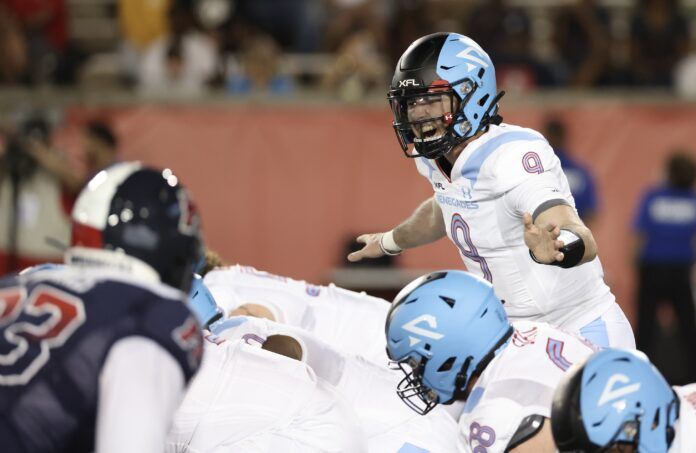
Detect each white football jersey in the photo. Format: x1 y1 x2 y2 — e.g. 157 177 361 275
457 321 598 453
213 316 459 453
166 337 367 453
203 265 391 365
670 383 696 453
415 123 614 330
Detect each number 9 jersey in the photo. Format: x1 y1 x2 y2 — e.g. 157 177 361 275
0 264 203 453
415 123 614 332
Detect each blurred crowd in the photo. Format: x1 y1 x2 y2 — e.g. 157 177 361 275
1 0 696 98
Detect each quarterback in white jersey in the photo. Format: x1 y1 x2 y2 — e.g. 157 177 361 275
203 264 391 364
386 270 594 452
167 333 366 453
552 348 695 453
349 32 634 349
209 315 459 453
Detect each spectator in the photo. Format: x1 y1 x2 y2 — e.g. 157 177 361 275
550 0 612 87
225 31 294 94
118 0 171 83
544 117 598 225
139 3 218 96
0 7 28 84
465 0 551 91
26 120 119 196
0 115 72 274
321 25 386 101
629 0 690 87
0 0 82 84
633 151 696 382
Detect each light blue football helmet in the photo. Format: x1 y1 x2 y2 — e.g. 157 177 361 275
388 32 504 160
385 270 512 414
188 274 223 329
551 348 679 452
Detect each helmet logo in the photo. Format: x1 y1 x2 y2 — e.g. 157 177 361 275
398 79 420 88
455 43 489 73
598 373 641 412
402 314 444 346
177 190 200 236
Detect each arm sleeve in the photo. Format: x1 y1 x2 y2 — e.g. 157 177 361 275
95 336 186 453
502 171 573 219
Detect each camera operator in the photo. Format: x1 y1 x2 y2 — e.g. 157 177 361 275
0 115 72 275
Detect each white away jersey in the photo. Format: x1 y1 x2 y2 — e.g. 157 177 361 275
203 265 391 365
670 383 696 453
415 123 614 330
457 321 598 453
212 316 459 453
166 337 366 453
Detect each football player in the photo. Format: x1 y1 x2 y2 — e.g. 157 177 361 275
386 270 600 452
551 348 694 452
0 162 204 453
166 324 368 452
203 263 391 365
197 314 460 453
349 32 634 349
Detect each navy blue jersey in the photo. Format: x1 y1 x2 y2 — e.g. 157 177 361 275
556 150 598 221
0 267 203 453
633 185 696 264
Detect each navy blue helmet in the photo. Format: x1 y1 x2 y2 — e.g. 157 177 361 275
71 162 203 293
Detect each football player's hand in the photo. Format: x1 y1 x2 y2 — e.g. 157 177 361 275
523 213 564 264
347 233 385 262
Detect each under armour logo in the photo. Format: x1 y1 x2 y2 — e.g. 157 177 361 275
461 188 472 199
598 373 641 412
402 314 444 347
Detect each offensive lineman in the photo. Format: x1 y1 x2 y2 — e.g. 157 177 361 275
349 32 634 348
0 162 204 452
551 348 694 452
166 330 367 453
386 270 600 452
203 263 391 365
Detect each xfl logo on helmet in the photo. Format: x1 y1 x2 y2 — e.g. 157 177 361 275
398 79 420 88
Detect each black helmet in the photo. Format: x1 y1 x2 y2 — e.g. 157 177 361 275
70 162 203 292
388 32 504 160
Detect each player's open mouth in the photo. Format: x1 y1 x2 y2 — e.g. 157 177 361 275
415 124 444 143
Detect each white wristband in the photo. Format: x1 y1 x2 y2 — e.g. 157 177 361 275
379 231 403 256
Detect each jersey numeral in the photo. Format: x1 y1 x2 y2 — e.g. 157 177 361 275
451 214 492 282
469 421 496 453
546 338 573 371
0 285 86 386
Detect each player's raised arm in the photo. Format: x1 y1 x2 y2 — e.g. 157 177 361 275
507 415 556 453
347 196 446 262
523 204 598 267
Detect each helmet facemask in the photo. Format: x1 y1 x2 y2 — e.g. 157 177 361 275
389 82 467 160
392 356 439 415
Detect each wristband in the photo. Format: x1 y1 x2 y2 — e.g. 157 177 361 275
529 229 585 269
379 231 403 256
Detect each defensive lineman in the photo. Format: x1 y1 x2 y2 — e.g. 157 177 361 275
350 32 634 348
0 162 204 452
386 270 599 452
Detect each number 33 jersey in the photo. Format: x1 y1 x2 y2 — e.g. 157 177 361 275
456 321 597 453
0 266 203 453
415 123 613 330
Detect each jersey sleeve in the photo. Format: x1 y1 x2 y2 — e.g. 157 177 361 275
95 336 185 453
502 170 573 219
142 296 204 382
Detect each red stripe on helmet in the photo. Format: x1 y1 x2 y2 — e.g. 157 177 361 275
71 221 103 248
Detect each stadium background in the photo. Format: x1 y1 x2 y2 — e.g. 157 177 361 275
1 0 696 379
